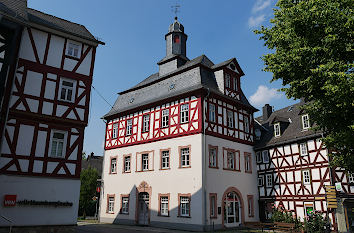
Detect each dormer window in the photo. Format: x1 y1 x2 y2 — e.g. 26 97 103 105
233 77 238 91
66 41 80 58
302 114 310 130
274 123 281 137
173 35 180 43
244 116 249 133
225 74 231 88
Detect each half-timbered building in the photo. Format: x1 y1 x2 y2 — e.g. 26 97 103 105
99 17 259 231
0 0 103 226
255 102 354 232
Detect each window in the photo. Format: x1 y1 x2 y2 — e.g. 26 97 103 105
348 174 354 183
124 155 131 173
302 170 311 184
209 103 216 122
227 151 235 170
274 123 281 137
225 73 231 88
256 151 262 163
258 176 264 186
227 110 234 128
247 195 254 217
209 146 218 168
110 158 117 174
59 79 75 102
50 131 66 158
142 153 149 171
244 116 249 133
179 195 190 217
126 119 132 136
300 143 308 156
180 104 189 124
66 42 80 58
209 194 217 218
161 109 169 128
161 150 170 169
305 204 314 216
266 174 273 187
262 150 270 163
159 196 169 216
121 196 129 214
112 123 118 139
173 35 180 43
107 196 114 214
142 114 150 133
245 153 252 173
233 77 238 91
180 147 190 167
302 114 310 130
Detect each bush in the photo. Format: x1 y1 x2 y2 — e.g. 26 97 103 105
271 206 302 230
304 211 328 233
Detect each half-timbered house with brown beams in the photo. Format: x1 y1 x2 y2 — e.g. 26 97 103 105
255 102 354 232
99 17 259 231
0 0 103 226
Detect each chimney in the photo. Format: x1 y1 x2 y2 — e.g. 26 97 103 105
262 104 272 121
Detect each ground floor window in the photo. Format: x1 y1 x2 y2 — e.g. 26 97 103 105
107 195 115 214
120 195 129 214
210 193 217 218
159 194 170 217
178 194 191 217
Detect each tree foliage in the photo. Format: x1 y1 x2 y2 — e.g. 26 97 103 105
255 0 354 172
79 166 98 218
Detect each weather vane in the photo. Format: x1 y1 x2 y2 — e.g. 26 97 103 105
171 2 180 20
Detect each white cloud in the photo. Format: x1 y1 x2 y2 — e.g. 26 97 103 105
249 85 282 107
252 0 271 13
248 14 266 28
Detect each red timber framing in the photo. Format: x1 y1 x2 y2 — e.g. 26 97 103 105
105 95 202 149
0 27 97 179
205 93 254 145
256 138 343 228
223 68 241 100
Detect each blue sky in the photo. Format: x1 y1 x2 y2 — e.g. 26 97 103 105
28 0 298 156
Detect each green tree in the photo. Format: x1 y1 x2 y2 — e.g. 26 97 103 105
79 166 98 218
255 0 354 172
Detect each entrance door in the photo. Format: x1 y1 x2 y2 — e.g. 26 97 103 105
138 192 149 225
224 191 240 228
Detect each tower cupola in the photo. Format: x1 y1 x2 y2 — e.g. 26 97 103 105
165 17 187 57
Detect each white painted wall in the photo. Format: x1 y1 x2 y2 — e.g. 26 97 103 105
0 175 80 226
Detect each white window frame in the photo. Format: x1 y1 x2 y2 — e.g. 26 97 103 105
348 174 354 183
258 176 264 186
262 150 269 163
66 41 81 58
126 119 132 136
110 158 117 173
108 197 114 213
227 151 235 170
209 147 217 167
233 77 238 91
161 150 170 169
225 73 231 88
121 197 129 214
142 114 150 133
266 174 273 187
181 147 190 167
180 104 189 124
302 170 311 185
244 116 249 133
210 195 216 217
160 196 169 216
180 196 190 217
245 155 251 172
274 123 281 137
209 103 216 122
142 153 149 171
302 114 310 130
300 142 308 156
59 78 76 103
112 123 118 139
256 151 262 163
161 109 169 128
49 130 67 158
124 156 131 172
227 110 234 128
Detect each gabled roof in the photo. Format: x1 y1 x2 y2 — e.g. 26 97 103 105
104 54 256 119
254 102 322 149
0 0 103 45
211 58 245 76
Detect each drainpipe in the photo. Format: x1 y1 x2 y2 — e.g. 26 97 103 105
202 88 210 230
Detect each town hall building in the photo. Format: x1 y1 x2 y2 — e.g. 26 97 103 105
99 17 259 231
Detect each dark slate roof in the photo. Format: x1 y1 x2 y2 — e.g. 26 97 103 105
105 54 256 119
254 102 322 149
81 155 103 178
0 0 103 44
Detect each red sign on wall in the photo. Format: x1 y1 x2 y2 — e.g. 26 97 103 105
3 195 17 207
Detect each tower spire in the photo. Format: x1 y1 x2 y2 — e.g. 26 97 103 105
171 3 180 20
